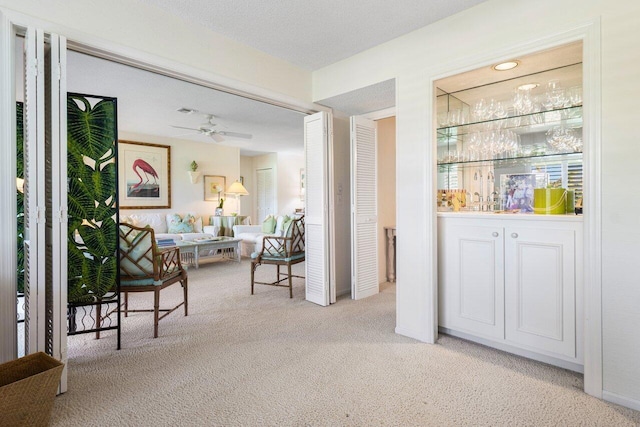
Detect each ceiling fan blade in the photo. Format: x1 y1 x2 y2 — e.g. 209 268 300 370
210 133 225 143
218 131 252 139
171 125 201 131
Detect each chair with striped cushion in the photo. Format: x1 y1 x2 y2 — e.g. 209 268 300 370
250 215 305 298
118 223 188 338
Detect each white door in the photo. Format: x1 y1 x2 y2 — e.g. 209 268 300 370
438 221 505 339
23 27 47 357
350 116 379 300
22 27 68 390
47 33 68 392
504 227 576 358
256 168 275 222
304 111 335 306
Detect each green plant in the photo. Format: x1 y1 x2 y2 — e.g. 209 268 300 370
190 160 198 172
67 94 117 303
16 102 24 294
218 198 224 209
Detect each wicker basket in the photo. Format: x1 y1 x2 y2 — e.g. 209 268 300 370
0 352 64 427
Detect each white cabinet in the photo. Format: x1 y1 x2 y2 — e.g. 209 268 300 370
438 214 582 369
438 224 504 339
504 226 576 358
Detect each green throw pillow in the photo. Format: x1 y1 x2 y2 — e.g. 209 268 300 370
282 217 294 236
167 213 195 234
262 215 276 234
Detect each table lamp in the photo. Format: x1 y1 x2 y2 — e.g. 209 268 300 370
226 180 249 215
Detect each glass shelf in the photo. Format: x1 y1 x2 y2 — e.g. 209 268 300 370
437 152 583 170
437 105 582 141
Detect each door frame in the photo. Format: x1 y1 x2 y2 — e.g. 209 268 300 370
423 21 602 397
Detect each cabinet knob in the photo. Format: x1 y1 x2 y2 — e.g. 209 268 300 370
511 233 519 238
492 232 499 237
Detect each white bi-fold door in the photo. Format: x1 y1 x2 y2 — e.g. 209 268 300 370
350 116 379 300
22 26 68 391
304 111 336 306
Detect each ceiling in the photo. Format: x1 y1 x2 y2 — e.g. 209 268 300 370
66 51 306 156
135 0 489 70
19 1 502 149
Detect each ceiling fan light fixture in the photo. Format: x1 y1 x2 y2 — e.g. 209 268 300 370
177 107 198 114
493 61 519 71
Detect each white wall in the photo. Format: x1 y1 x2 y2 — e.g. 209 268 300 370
118 131 240 224
0 0 311 102
276 151 305 216
377 117 396 284
312 0 640 407
246 152 305 223
239 156 253 218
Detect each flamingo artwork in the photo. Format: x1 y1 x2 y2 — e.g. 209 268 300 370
127 158 160 197
131 159 159 188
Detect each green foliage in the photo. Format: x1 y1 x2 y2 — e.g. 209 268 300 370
16 102 24 294
67 95 118 303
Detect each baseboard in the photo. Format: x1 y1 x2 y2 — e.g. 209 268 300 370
603 390 640 412
439 327 584 373
395 325 433 343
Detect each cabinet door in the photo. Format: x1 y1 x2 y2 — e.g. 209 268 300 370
439 223 504 339
504 227 575 358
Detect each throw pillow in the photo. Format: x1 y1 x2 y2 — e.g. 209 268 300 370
261 215 276 234
193 216 203 233
274 215 290 236
167 213 195 234
282 217 294 236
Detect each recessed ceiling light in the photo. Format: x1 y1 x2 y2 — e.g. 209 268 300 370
493 61 519 71
177 107 198 114
517 83 539 91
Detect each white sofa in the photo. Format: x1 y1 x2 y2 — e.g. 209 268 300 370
233 214 299 257
120 213 219 242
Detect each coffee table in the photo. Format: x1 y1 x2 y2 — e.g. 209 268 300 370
175 237 241 268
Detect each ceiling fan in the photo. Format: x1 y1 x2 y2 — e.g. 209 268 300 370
171 113 253 143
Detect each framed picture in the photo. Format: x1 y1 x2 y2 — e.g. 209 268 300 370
204 175 226 201
500 173 548 213
118 140 171 209
239 176 244 185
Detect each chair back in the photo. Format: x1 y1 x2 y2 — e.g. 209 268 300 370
119 223 157 281
287 215 305 256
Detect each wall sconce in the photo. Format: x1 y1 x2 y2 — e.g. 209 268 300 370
188 160 200 183
188 171 201 184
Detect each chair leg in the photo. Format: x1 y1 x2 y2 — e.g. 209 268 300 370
124 291 129 317
277 264 281 281
183 278 188 316
288 263 293 299
153 288 160 338
250 261 256 295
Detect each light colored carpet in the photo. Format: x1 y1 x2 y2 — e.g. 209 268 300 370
52 259 640 426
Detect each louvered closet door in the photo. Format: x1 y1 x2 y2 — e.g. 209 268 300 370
23 28 68 391
47 34 68 392
304 112 333 306
350 117 378 300
256 168 275 222
23 27 47 357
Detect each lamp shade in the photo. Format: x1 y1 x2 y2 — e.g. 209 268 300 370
226 181 249 196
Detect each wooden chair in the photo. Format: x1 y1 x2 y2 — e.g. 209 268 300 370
250 215 305 298
118 223 188 338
